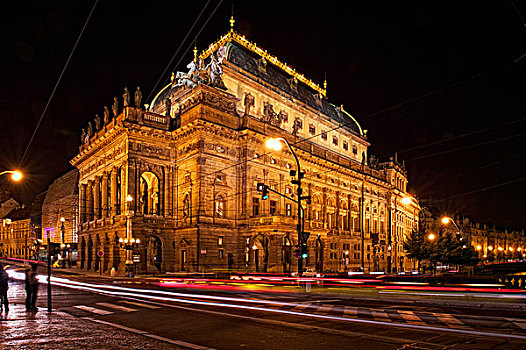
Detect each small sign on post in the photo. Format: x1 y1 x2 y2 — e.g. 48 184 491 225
132 254 141 263
97 250 104 258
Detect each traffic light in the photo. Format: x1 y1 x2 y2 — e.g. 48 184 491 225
301 244 308 259
257 182 269 200
294 245 301 259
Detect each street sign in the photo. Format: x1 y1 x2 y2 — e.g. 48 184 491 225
302 232 310 242
132 254 141 263
97 250 104 258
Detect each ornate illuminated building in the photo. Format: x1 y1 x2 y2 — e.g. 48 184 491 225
72 24 420 275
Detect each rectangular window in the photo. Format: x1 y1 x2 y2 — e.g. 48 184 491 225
297 119 303 129
343 141 348 151
321 131 327 140
218 236 223 246
252 197 260 216
352 145 358 155
309 124 316 135
219 249 224 259
285 203 292 216
332 136 338 145
270 200 277 215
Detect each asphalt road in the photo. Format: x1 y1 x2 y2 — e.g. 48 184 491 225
4 265 526 349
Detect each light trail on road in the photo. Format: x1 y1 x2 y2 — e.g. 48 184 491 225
20 274 526 342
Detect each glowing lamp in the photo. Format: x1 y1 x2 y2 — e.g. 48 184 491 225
126 194 133 202
401 197 412 205
476 245 482 251
265 138 282 151
488 246 493 251
441 217 450 225
498 246 503 251
11 171 23 182
427 233 436 241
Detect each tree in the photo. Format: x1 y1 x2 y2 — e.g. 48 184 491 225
403 226 431 272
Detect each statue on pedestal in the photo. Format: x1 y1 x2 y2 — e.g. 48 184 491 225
81 128 87 144
94 114 101 131
103 106 110 124
87 122 94 137
112 97 119 117
123 87 130 107
134 87 142 107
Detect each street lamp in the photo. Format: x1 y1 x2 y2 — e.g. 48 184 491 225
441 216 460 236
266 137 307 276
427 233 436 241
0 170 23 182
124 194 135 277
60 217 66 268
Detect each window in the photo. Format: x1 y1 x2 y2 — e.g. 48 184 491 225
332 136 338 145
215 195 225 218
321 131 327 141
270 200 277 215
343 141 348 151
183 194 190 221
285 203 292 216
352 145 358 155
285 187 292 194
252 197 260 216
218 236 223 246
216 174 224 183
309 124 316 135
219 249 224 259
297 119 303 129
270 158 277 164
140 172 160 215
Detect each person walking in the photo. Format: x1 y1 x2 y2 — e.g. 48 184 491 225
25 264 39 311
0 264 9 312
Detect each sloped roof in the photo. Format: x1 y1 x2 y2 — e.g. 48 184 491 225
42 169 78 207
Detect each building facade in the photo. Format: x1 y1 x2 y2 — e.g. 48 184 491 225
72 29 419 275
0 208 33 259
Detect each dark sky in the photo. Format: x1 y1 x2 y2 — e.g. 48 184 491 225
1 1 525 228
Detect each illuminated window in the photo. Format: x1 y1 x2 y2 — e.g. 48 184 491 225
218 236 223 246
215 195 225 218
219 249 224 259
285 203 292 216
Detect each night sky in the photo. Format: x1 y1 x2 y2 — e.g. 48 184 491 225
1 1 525 228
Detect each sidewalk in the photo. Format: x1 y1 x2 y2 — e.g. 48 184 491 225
0 280 177 349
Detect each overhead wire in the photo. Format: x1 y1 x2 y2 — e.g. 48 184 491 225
19 0 100 168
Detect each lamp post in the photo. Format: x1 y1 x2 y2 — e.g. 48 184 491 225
124 194 135 277
441 216 460 236
60 217 66 268
0 170 23 182
266 137 308 276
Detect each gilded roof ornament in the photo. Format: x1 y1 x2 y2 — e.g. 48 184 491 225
199 31 327 97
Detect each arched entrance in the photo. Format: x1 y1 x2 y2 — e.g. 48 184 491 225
315 237 324 272
146 235 162 273
282 236 292 273
252 234 269 272
140 172 160 215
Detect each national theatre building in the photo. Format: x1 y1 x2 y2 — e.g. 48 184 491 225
71 25 418 275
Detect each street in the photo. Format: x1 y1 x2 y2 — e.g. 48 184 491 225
2 265 526 349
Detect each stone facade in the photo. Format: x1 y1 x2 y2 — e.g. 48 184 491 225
71 31 419 275
0 208 33 259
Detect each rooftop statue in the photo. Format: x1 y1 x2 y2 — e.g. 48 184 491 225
81 128 87 144
112 97 119 117
123 87 130 107
207 46 227 89
87 121 94 137
103 106 110 124
94 114 101 130
135 87 142 107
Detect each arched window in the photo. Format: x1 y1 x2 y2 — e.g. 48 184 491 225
140 172 160 215
215 195 225 218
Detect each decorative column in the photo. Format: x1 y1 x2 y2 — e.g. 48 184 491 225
102 173 108 218
111 168 118 216
87 180 94 221
80 184 87 223
94 176 101 220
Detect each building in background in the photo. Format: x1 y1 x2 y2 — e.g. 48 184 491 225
0 207 33 259
71 27 418 275
41 169 79 265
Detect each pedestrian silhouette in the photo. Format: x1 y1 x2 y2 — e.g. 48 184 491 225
0 264 9 312
25 264 39 311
